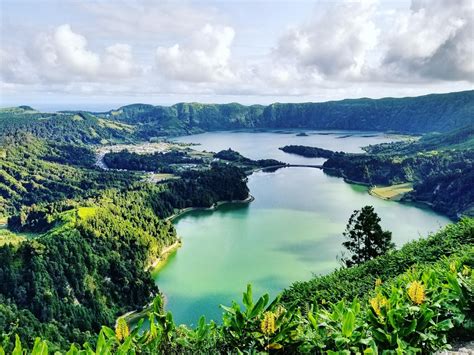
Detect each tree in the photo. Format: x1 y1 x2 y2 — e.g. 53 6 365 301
340 206 394 267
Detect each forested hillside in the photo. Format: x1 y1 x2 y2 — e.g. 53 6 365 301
321 126 474 219
0 107 134 145
0 90 472 354
0 134 139 216
3 218 473 353
2 91 472 143
101 90 473 136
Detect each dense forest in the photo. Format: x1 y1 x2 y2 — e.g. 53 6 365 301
0 129 251 351
214 149 284 169
1 91 473 145
280 126 474 219
0 134 139 216
0 90 473 353
279 145 338 158
0 163 249 351
102 148 283 174
98 90 473 137
3 218 473 353
103 150 204 173
0 107 134 145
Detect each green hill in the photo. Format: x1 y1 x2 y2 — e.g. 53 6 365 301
100 90 473 137
2 91 473 143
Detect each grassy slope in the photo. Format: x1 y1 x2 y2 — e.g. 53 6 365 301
281 217 474 309
369 183 414 200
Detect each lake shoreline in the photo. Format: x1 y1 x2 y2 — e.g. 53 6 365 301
119 193 255 325
166 194 255 222
145 240 182 272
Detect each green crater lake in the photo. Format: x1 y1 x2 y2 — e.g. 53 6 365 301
152 131 450 325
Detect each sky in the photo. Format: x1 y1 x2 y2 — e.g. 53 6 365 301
1 0 473 111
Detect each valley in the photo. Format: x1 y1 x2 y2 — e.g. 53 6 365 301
0 91 473 354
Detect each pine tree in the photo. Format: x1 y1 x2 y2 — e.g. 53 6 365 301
341 206 394 267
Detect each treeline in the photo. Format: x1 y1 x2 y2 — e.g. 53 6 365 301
155 165 250 214
0 164 249 350
214 148 284 168
100 90 473 137
0 195 176 350
0 134 139 216
277 126 473 219
103 150 203 172
279 145 338 158
3 219 473 354
0 108 134 145
2 91 472 145
323 152 473 219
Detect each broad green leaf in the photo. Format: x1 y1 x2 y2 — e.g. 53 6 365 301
12 335 22 355
31 338 48 355
243 284 253 308
342 310 355 337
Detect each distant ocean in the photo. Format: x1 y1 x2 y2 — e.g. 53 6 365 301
0 102 173 113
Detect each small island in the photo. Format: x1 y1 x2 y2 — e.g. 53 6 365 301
279 145 337 158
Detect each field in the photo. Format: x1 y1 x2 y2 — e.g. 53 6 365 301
370 183 414 201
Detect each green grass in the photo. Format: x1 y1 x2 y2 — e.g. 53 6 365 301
370 182 413 201
77 206 98 220
0 229 26 246
0 228 41 246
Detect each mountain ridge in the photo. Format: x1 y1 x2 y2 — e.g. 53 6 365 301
2 90 473 143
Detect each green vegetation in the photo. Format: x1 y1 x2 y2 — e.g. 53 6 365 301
103 149 203 172
370 182 414 201
0 192 177 350
341 206 394 267
2 220 472 353
214 148 284 169
0 159 249 351
0 91 472 353
281 218 473 309
99 90 473 136
1 91 472 146
0 108 134 145
279 145 338 158
321 125 474 219
0 134 139 216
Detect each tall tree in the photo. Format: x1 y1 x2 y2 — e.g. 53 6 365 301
341 206 394 267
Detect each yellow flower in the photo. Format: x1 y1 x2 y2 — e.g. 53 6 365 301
375 278 382 287
462 265 471 276
261 311 276 335
450 262 456 273
115 317 129 341
370 293 387 317
274 305 286 318
408 281 425 305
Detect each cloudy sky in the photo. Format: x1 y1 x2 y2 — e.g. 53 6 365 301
1 0 473 110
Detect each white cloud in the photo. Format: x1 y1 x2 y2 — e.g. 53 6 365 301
2 25 141 84
1 0 472 105
155 24 236 83
102 43 140 77
381 0 474 81
51 24 101 76
0 47 39 84
274 1 379 79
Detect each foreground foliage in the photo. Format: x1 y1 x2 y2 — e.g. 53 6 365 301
281 217 474 309
1 219 473 354
2 244 472 354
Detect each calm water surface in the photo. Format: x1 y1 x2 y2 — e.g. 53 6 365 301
153 131 450 325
